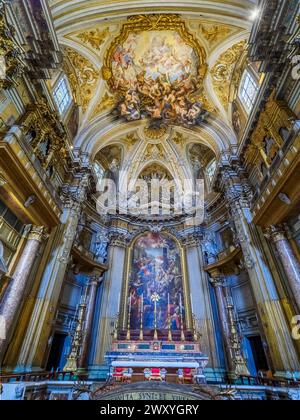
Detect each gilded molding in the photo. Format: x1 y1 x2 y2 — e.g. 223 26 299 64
65 47 100 113
143 125 168 140
90 92 116 120
0 4 25 90
77 27 110 50
211 40 247 110
245 94 297 171
102 14 207 91
199 22 234 47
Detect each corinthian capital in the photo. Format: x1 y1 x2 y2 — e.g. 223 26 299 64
28 226 47 242
209 275 226 288
265 225 288 243
109 232 128 248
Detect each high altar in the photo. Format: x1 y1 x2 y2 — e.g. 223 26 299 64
105 232 209 384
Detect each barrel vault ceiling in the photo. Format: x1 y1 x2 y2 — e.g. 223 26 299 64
48 0 257 136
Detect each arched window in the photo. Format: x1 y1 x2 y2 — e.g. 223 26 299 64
53 75 72 116
239 69 259 114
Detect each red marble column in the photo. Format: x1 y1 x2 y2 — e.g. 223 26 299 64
0 226 46 360
79 275 103 369
266 225 300 311
210 277 235 373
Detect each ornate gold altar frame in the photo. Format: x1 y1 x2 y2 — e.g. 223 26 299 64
119 231 193 333
102 14 207 92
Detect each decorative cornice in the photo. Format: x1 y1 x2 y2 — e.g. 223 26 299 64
77 27 109 51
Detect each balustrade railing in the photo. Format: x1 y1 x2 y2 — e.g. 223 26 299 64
0 370 84 383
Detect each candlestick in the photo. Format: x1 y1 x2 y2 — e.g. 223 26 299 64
139 294 144 341
64 301 86 373
117 292 121 312
82 284 88 304
71 304 79 331
190 294 194 315
151 293 160 341
126 295 131 341
154 299 158 340
113 313 119 340
167 293 172 342
179 293 185 342
192 314 198 342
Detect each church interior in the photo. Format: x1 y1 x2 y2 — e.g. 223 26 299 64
0 0 300 401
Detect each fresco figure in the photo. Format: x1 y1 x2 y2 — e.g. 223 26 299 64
110 30 208 127
129 232 185 331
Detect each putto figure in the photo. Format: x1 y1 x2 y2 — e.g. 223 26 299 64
109 29 209 127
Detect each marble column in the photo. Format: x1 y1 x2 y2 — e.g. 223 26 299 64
186 241 219 368
223 170 300 375
79 274 103 369
12 178 88 372
266 225 300 311
0 226 46 361
210 277 235 374
93 235 127 366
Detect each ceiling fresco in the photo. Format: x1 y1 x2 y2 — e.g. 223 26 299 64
51 4 252 135
102 15 209 128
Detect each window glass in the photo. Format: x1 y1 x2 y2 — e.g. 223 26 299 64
53 76 72 115
239 70 259 113
206 159 217 183
94 162 105 181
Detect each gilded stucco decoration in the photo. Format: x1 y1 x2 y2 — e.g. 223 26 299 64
198 90 218 114
0 3 25 90
90 92 117 120
144 125 168 140
244 94 296 175
77 27 110 50
211 40 247 110
199 22 235 48
102 14 209 127
20 97 70 173
172 132 186 149
65 47 100 113
144 143 165 161
123 133 140 148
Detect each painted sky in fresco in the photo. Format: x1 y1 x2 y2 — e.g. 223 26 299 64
129 233 185 331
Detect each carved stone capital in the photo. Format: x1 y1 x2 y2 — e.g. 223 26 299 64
265 225 287 243
89 270 104 286
182 233 202 248
209 276 226 288
28 226 48 243
109 232 128 248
